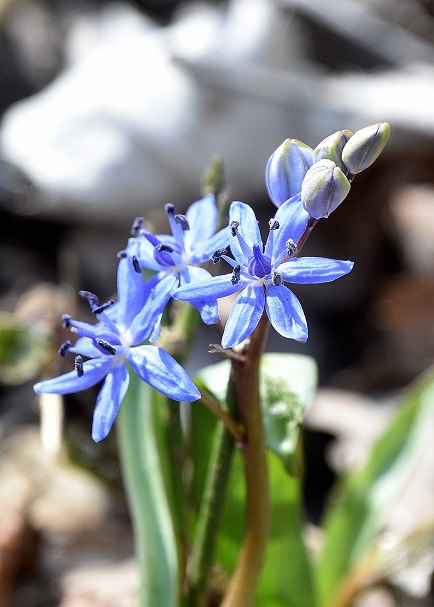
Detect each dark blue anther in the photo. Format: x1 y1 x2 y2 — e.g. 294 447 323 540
175 214 190 230
130 217 144 236
79 291 99 308
269 218 280 230
155 243 174 253
96 339 117 355
132 256 141 273
58 340 71 357
212 248 227 264
230 221 239 237
117 250 127 259
75 355 84 377
285 239 298 258
272 270 282 286
93 299 115 315
165 203 176 215
62 314 71 328
231 265 241 285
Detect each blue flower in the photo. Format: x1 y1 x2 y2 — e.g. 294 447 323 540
34 249 200 442
131 194 230 327
173 200 353 349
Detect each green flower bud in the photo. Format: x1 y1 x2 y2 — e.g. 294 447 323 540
301 159 351 219
342 122 390 174
313 129 353 172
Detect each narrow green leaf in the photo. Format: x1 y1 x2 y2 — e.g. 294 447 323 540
117 371 179 607
316 368 434 606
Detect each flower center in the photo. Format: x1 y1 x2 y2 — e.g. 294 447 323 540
247 245 272 278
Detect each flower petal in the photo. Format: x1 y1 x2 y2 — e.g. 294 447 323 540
278 257 354 283
128 345 200 401
69 337 103 358
91 363 130 442
222 282 265 349
33 357 113 395
185 194 217 247
271 197 310 265
129 273 178 343
189 226 231 264
117 239 151 325
173 274 248 302
228 201 262 262
265 284 307 341
134 234 164 272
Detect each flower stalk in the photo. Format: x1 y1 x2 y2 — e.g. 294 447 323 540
221 314 271 607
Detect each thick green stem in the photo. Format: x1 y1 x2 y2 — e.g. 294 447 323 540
221 315 271 607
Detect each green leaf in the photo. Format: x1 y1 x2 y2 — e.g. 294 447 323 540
260 353 317 475
195 353 317 475
117 371 180 607
316 368 434 606
0 312 50 385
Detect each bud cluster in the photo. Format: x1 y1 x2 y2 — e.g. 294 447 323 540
266 122 390 220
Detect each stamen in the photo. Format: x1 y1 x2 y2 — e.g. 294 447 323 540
117 250 127 259
62 314 71 328
75 355 84 377
132 256 141 273
231 265 241 285
155 243 174 253
230 220 239 237
272 270 282 286
96 339 117 355
269 218 280 230
130 217 144 236
79 291 99 308
212 248 227 264
285 239 298 258
58 340 71 357
93 299 115 315
165 203 176 215
175 214 190 230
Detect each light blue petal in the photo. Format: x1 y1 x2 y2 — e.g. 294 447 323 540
271 197 310 265
185 194 217 248
128 345 200 401
228 201 262 263
117 239 151 325
135 234 163 272
129 273 178 343
265 284 307 341
33 357 113 395
278 257 354 283
173 274 248 302
92 363 129 442
180 265 213 285
189 226 231 264
69 319 120 344
69 337 103 358
192 299 220 325
221 283 265 349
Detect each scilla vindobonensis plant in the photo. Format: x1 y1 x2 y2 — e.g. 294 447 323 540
34 122 424 607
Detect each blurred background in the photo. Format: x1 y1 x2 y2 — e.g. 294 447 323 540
0 0 433 605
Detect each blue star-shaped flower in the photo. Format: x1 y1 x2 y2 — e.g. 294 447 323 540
131 194 230 327
173 200 354 349
34 249 200 442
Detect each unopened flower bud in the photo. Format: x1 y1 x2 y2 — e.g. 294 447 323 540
313 129 353 172
301 159 351 219
266 138 313 207
342 122 390 174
